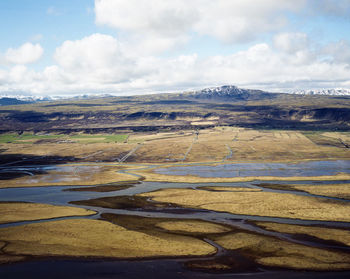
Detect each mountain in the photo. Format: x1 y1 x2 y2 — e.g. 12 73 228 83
184 85 274 101
0 95 60 104
0 93 118 106
2 86 350 106
0 97 34 106
292 88 350 96
0 84 349 133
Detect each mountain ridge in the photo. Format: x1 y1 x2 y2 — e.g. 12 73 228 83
1 85 350 106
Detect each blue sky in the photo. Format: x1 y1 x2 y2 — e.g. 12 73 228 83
1 0 350 96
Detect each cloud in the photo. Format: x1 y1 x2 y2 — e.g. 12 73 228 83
274 32 309 54
47 6 60 16
192 0 305 43
94 0 305 50
29 34 43 42
1 32 350 96
95 0 196 37
324 40 350 64
195 43 350 91
272 32 315 65
53 33 143 84
310 0 350 17
5 43 44 64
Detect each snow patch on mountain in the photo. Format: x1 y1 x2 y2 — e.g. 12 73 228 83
292 88 350 96
196 85 249 96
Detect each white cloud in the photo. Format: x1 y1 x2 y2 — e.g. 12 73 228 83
29 34 43 42
193 1 305 43
274 33 309 54
194 43 350 91
272 32 315 65
54 33 139 83
95 0 196 37
5 43 44 64
324 40 350 64
310 0 350 17
94 0 305 48
47 6 60 16
1 32 350 95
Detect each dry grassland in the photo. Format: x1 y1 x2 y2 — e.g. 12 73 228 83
214 232 350 270
321 132 350 142
254 222 350 247
292 184 350 199
128 131 193 143
0 202 95 224
156 220 231 234
0 219 216 262
1 128 349 163
139 188 350 221
134 133 195 162
1 142 136 162
145 128 350 162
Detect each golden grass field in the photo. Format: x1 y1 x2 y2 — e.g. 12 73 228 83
1 128 349 163
254 222 350 246
0 202 95 224
155 220 231 234
292 184 350 199
139 188 350 222
0 219 216 263
214 232 350 270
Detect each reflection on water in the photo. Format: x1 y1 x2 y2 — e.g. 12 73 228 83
155 160 350 177
0 165 104 184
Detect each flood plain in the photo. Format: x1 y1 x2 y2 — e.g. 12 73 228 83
0 160 350 278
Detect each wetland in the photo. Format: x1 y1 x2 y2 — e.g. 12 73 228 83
1 159 350 278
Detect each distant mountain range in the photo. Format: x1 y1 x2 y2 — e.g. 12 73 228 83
195 85 255 96
0 97 34 106
0 95 62 106
0 94 115 106
1 86 350 106
292 88 350 96
193 85 350 97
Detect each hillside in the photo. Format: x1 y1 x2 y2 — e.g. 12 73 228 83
0 85 349 133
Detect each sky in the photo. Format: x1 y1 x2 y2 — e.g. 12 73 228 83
1 0 350 96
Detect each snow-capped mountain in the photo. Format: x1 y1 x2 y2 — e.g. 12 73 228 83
0 94 63 102
196 85 250 96
187 85 270 100
0 95 65 106
292 88 350 96
2 86 350 106
0 93 117 106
